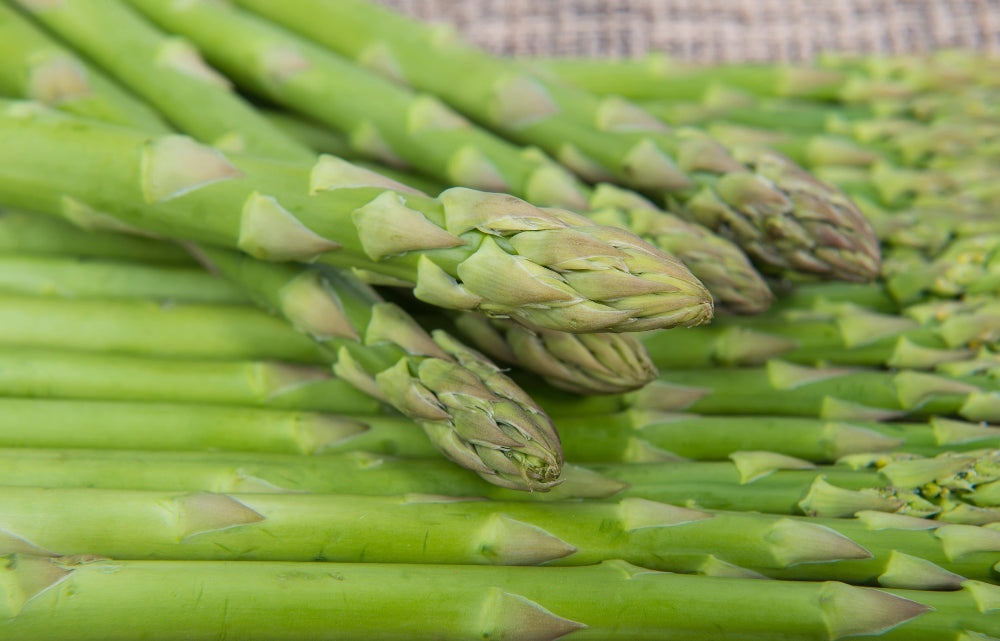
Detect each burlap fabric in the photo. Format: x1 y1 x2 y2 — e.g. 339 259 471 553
378 0 1000 62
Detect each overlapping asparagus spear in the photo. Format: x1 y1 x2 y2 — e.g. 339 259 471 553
228 0 881 282
4 486 1000 589
4 555 961 641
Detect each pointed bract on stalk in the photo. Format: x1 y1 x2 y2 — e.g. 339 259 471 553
452 312 657 395
194 244 563 491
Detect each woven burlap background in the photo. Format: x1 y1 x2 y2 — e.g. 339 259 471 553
378 0 1000 62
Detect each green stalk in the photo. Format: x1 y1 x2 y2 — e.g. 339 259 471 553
0 346 378 414
0 555 943 640
640 298 1000 372
0 254 245 303
0 1 170 131
882 236 1000 304
0 398 427 456
0 209 192 263
539 53 915 102
193 245 565 491
4 446 1000 523
3 487 999 588
0 293 328 362
1 397 995 464
11 0 314 162
0 101 712 334
234 0 882 283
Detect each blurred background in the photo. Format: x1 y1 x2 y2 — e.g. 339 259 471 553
378 0 1000 62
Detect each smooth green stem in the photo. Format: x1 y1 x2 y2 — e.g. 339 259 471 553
0 556 945 640
1 487 995 588
0 346 378 414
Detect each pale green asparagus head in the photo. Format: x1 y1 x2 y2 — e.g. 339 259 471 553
683 136 882 282
587 185 773 314
453 312 657 395
416 187 714 334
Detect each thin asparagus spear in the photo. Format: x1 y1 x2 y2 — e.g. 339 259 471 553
0 1 170 131
0 555 942 641
641 298 1000 371
0 101 712 333
0 209 192 263
534 360 1000 425
232 0 881 283
0 346 378 414
4 487 999 588
0 254 246 302
11 0 314 160
6 446 1000 522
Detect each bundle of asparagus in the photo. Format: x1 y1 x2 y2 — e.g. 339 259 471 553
2 0 1000 638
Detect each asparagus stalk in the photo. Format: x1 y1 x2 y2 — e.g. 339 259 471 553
882 236 1000 304
641 298 1000 371
6 445 1000 523
232 0 882 283
4 487 999 588
2 395 995 464
0 208 192 263
0 1 170 132
0 346 379 414
0 101 712 333
193 245 565 491
534 360 1000 424
1 555 945 640
11 0 315 161
0 254 246 303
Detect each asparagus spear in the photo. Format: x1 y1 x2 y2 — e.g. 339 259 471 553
640 298 999 371
11 0 316 160
0 254 246 303
0 101 712 333
232 0 882 283
192 245 564 491
1 555 944 640
0 209 192 263
2 395 995 465
4 487 999 588
534 360 1000 424
0 346 378 414
107 0 770 314
0 1 170 132
6 445 1000 523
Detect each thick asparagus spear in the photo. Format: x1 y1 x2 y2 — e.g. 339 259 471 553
0 1 170 131
1 555 945 641
0 102 712 333
193 245 564 491
231 0 882 283
1 396 994 464
4 487 999 588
